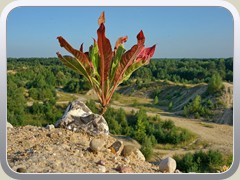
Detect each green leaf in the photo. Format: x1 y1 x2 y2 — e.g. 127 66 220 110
57 53 92 84
121 61 145 84
89 40 100 78
110 44 126 84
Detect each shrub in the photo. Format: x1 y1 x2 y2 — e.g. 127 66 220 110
154 96 159 105
140 136 153 160
207 73 223 94
174 150 230 173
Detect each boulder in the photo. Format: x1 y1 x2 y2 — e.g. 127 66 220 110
55 99 109 135
159 157 176 173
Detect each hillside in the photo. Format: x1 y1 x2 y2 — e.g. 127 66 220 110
117 81 233 125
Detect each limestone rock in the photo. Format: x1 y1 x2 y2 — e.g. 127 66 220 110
159 157 176 173
55 99 109 135
7 122 13 128
134 149 145 161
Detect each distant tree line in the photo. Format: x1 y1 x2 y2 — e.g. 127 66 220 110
130 58 233 84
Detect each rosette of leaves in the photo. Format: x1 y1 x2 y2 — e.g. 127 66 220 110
57 12 156 114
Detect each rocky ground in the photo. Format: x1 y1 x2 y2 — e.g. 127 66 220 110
7 125 168 173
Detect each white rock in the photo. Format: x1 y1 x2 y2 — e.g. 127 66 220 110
159 157 176 173
174 169 182 173
134 149 145 161
55 99 109 135
7 122 13 128
98 165 106 173
46 124 55 130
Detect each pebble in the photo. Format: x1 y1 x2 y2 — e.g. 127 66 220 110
16 167 26 173
117 165 132 173
98 165 106 173
45 145 53 151
96 160 105 166
174 169 182 173
108 140 123 155
123 157 130 164
46 124 55 130
89 138 105 152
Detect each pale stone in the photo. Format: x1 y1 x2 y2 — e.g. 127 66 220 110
7 122 13 128
98 165 106 173
159 157 176 173
134 149 145 161
89 138 105 152
55 99 109 135
46 124 55 130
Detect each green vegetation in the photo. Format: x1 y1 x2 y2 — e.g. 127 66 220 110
7 58 82 126
7 57 232 125
174 150 232 173
131 58 232 84
207 72 224 94
183 95 213 119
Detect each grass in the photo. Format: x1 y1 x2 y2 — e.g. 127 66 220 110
153 130 209 151
199 122 214 128
56 90 79 102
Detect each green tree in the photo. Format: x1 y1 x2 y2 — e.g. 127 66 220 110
134 114 147 143
192 95 202 113
7 79 26 126
207 73 223 94
140 136 153 161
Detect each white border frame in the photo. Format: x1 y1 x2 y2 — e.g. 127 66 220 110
0 0 239 180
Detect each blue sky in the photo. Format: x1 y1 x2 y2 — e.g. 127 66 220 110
7 7 233 58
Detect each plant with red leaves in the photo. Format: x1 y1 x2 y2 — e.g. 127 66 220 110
57 12 156 114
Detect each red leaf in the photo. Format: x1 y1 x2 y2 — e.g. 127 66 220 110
57 36 91 71
114 44 143 83
80 43 84 52
97 23 113 104
137 30 145 45
136 44 156 63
